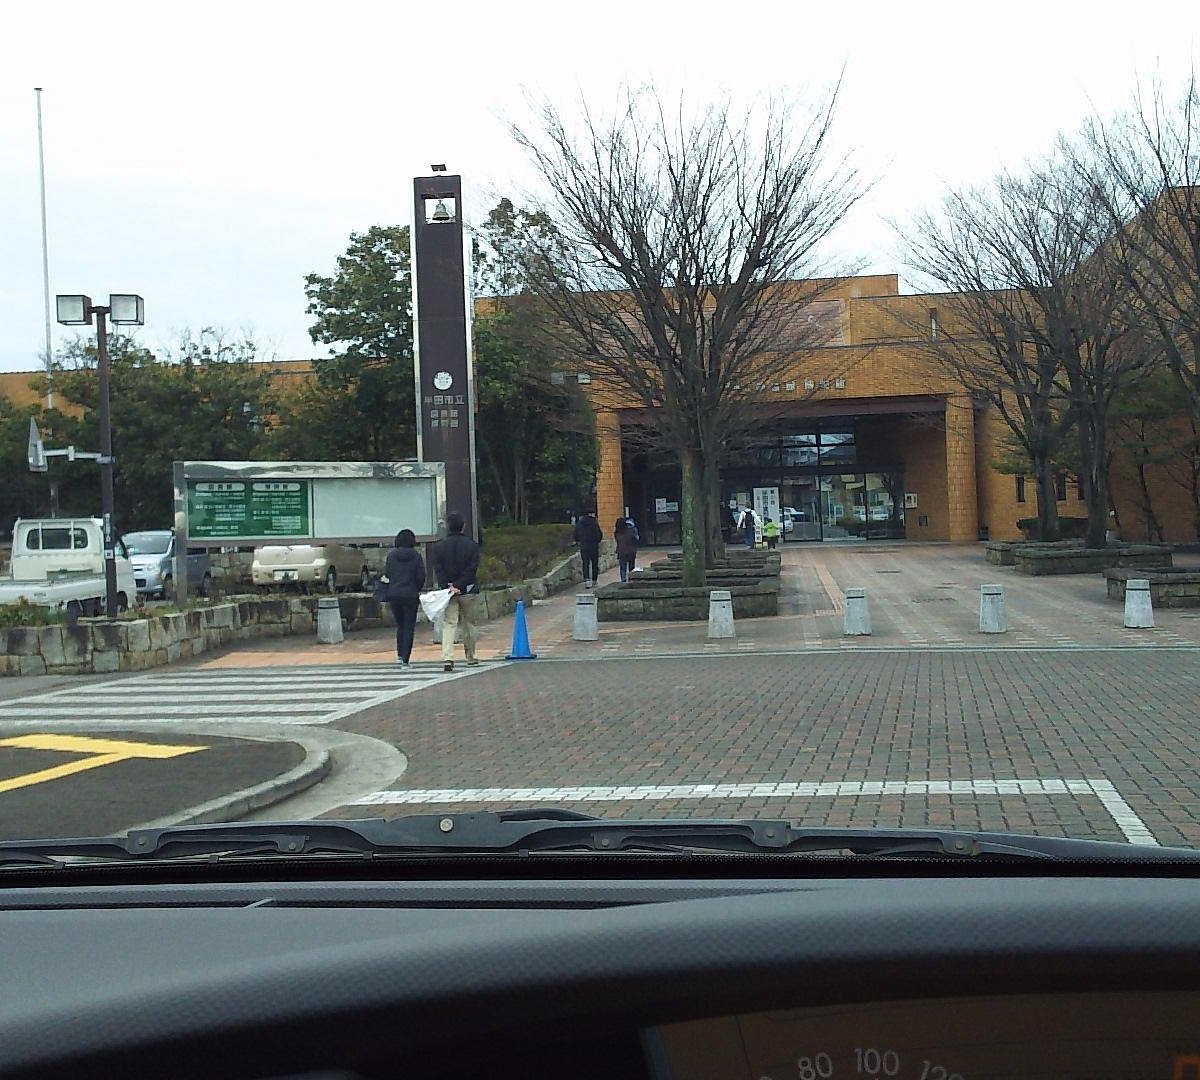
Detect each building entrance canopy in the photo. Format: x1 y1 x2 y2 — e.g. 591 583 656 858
614 395 973 546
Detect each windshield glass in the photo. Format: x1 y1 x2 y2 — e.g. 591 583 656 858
1 7 1199 858
122 533 171 556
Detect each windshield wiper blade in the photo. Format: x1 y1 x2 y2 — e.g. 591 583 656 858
1 809 1198 865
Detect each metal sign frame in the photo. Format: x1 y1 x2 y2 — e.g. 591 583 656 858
171 460 446 603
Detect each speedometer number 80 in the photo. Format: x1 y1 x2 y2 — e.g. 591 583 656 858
796 1053 833 1079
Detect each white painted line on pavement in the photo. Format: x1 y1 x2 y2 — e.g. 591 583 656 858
351 776 1160 846
35 688 390 702
0 702 334 715
1077 778 1159 845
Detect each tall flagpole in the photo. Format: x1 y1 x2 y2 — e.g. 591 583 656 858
35 87 53 409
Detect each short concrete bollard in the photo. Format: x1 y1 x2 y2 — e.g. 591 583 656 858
316 595 344 644
573 593 599 641
979 583 1007 634
1123 578 1155 629
843 587 871 635
708 589 735 639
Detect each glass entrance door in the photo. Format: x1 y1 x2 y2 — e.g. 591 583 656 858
781 471 904 541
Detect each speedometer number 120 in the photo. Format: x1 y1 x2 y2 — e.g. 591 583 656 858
918 1063 963 1080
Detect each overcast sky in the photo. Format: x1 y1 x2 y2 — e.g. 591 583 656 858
1 0 1196 374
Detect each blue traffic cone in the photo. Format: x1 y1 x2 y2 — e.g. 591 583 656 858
506 599 538 660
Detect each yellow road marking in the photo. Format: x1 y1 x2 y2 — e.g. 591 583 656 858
0 734 206 795
812 564 844 614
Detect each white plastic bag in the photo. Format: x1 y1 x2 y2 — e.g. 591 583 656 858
419 588 454 624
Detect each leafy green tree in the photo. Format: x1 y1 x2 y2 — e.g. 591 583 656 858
473 309 596 523
296 225 415 459
0 393 56 538
473 199 597 524
48 329 274 531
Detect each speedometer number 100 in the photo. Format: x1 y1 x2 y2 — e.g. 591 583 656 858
792 1051 963 1079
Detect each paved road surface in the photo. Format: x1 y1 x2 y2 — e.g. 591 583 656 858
0 730 303 840
6 544 1200 849
329 649 1200 848
0 663 475 726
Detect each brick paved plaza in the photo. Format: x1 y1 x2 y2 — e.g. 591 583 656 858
219 542 1200 848
201 542 1200 668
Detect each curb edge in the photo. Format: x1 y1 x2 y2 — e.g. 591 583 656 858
132 742 334 830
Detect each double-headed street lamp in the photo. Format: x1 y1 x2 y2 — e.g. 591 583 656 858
55 293 144 620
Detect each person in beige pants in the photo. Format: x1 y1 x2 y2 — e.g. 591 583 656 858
440 591 478 667
431 511 482 672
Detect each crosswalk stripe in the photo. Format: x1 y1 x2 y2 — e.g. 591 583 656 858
0 662 489 726
30 689 389 702
0 703 335 716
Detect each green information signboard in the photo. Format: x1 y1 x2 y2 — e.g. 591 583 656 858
187 480 310 540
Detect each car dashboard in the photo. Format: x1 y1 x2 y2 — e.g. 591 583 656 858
0 867 1198 1078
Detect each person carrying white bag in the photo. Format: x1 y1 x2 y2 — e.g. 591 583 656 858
428 511 482 672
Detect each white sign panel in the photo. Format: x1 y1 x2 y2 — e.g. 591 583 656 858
754 487 780 544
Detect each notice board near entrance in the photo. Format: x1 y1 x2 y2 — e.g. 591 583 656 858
174 461 446 545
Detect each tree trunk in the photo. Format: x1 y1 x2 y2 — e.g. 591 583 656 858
1032 455 1060 541
701 451 724 567
1190 451 1200 544
679 447 706 588
1077 416 1109 550
1134 456 1163 543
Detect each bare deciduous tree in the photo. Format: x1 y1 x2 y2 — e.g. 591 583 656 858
1086 72 1200 534
905 146 1152 546
507 84 864 586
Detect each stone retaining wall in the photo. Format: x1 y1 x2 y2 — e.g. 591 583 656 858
596 580 780 621
1 542 616 677
985 540 1084 566
1013 545 1173 576
596 547 781 621
1104 568 1200 607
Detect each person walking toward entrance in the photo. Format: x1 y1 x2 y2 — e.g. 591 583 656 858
432 511 480 672
614 516 639 582
763 516 780 550
382 528 425 667
573 512 602 587
739 505 759 549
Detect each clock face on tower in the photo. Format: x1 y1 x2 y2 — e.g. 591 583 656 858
433 371 453 391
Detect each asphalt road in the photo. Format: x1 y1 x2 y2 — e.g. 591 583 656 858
0 730 303 840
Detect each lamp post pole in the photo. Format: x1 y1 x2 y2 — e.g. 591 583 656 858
94 305 118 620
55 292 143 620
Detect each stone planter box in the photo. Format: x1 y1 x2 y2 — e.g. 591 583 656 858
985 540 1085 566
596 579 779 621
1105 567 1200 607
1013 544 1173 576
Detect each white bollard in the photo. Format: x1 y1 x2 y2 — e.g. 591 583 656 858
573 593 599 640
843 587 871 635
316 595 344 644
708 589 735 639
979 583 1007 633
1124 578 1155 629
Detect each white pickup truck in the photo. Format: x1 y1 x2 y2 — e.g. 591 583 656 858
0 518 136 616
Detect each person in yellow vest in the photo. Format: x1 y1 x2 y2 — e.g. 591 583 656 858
763 516 780 550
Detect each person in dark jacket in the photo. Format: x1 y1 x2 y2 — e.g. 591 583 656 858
432 511 481 672
382 529 425 668
572 512 603 587
614 517 639 582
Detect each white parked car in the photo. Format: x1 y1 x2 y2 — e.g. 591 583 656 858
251 543 371 593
